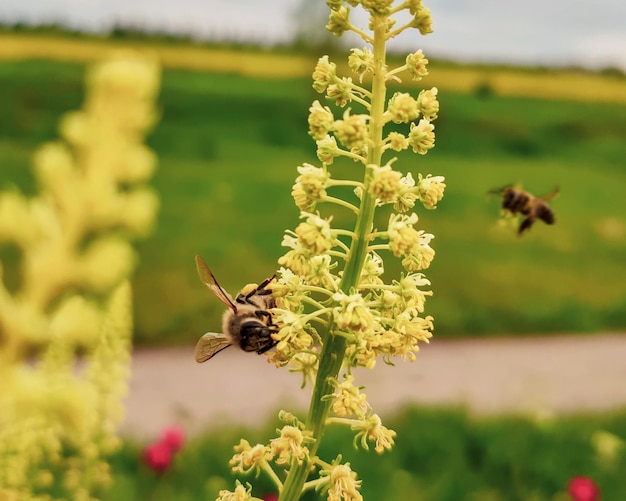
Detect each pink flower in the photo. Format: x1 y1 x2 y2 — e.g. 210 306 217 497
262 495 279 501
161 425 185 452
144 441 173 473
568 476 601 501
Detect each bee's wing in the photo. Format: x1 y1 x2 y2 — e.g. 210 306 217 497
195 255 237 312
195 332 233 363
539 186 560 202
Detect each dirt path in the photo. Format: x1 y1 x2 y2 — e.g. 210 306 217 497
121 333 626 439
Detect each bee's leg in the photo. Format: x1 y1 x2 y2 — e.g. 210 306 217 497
518 216 535 235
255 310 273 322
256 340 276 354
249 275 277 298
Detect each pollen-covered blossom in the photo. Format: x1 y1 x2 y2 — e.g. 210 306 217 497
394 172 419 212
216 481 256 501
327 77 354 107
291 163 329 211
316 135 340 164
405 49 429 80
408 119 435 155
386 131 409 152
387 213 421 257
308 254 339 289
393 312 434 360
368 164 402 204
417 87 439 121
270 426 309 466
333 111 369 150
327 6 351 37
401 231 435 271
272 310 314 355
358 251 384 285
295 212 336 255
398 273 432 313
409 4 433 35
278 235 312 277
230 439 272 475
312 56 337 93
353 414 396 453
417 173 446 209
386 92 419 124
331 375 368 418
309 100 336 140
320 460 363 501
332 292 374 332
348 47 374 81
271 267 305 311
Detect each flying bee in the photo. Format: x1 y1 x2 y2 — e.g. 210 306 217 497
194 255 278 363
489 185 558 235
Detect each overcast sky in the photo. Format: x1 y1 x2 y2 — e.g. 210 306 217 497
1 0 625 70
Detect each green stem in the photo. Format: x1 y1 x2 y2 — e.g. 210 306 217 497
279 15 389 501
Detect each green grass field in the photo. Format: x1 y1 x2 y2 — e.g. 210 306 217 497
1 53 625 344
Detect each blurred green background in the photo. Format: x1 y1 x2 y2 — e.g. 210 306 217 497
1 33 625 346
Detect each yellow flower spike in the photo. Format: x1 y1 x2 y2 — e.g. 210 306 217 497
0 51 159 500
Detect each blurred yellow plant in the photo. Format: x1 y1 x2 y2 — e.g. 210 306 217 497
0 51 160 499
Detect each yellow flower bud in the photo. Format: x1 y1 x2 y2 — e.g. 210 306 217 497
408 119 435 155
334 111 369 149
333 292 374 332
312 55 337 93
270 426 309 465
295 213 335 255
387 92 419 124
417 173 446 209
308 100 336 140
368 165 402 203
406 49 429 81
417 87 439 121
